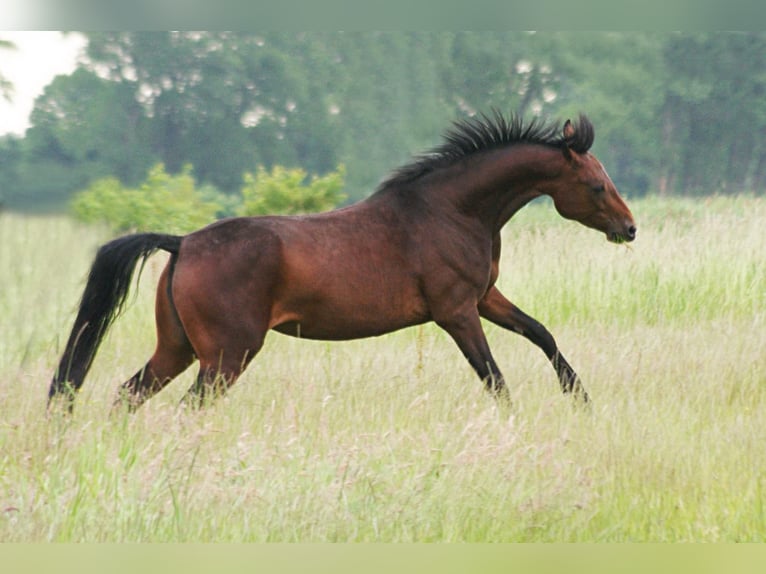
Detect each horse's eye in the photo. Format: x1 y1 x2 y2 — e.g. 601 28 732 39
593 183 605 193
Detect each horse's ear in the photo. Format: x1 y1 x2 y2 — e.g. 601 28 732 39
563 119 575 140
562 119 575 160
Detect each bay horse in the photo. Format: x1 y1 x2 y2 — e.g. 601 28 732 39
48 111 635 412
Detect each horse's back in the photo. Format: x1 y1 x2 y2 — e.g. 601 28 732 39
173 208 430 341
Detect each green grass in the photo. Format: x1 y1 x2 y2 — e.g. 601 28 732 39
1 195 765 541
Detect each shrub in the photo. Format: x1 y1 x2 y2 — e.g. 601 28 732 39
71 164 221 234
238 165 346 217
71 163 347 234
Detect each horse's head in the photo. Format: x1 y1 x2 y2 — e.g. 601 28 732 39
547 116 636 244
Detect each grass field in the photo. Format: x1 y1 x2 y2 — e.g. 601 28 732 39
1 195 765 542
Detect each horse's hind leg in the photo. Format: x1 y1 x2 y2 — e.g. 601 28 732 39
169 229 280 409
113 264 196 411
180 330 265 408
181 350 257 408
115 344 196 412
177 308 269 409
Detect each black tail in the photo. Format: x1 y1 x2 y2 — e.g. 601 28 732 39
49 233 182 407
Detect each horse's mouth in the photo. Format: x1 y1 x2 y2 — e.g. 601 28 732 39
608 226 637 244
608 232 626 244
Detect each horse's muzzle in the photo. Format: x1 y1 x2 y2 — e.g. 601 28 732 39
608 223 637 244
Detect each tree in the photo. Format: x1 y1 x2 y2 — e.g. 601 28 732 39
7 31 765 212
544 32 666 197
80 32 343 194
0 38 15 102
27 68 153 184
444 32 558 117
661 32 766 195
0 38 15 207
303 32 451 198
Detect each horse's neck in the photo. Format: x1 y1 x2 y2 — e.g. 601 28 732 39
448 145 563 233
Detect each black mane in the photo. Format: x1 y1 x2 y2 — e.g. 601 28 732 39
378 110 594 190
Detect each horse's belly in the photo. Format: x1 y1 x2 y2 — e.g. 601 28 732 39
271 318 426 340
269 292 429 340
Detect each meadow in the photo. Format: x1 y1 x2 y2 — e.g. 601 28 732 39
0 195 764 542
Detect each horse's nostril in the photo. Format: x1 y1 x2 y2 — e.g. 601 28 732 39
627 225 637 240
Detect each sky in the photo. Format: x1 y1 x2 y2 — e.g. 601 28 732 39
0 31 86 136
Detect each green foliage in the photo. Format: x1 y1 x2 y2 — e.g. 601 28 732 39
660 32 766 194
71 164 221 234
0 38 15 102
4 32 766 212
549 32 666 196
238 164 346 216
11 156 95 213
70 163 346 233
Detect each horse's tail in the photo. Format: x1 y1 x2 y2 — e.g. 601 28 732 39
48 233 183 408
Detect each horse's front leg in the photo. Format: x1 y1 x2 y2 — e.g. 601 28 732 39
478 286 589 403
433 306 510 402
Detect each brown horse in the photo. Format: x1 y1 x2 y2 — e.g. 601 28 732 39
49 111 635 412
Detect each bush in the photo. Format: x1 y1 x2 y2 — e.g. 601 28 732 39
71 164 222 234
238 165 346 217
70 163 347 234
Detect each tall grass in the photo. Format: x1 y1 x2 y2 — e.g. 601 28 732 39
1 196 765 541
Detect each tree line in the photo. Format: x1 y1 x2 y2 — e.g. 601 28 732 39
1 31 765 212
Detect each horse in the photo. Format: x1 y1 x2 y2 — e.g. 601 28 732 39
48 111 636 412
